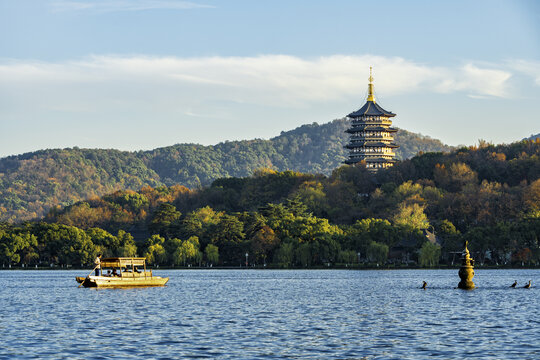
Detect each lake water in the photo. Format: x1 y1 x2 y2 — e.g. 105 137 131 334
1 269 539 359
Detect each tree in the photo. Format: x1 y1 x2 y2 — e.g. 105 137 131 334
295 242 311 267
174 238 198 266
149 203 181 237
434 162 478 192
274 242 294 268
525 179 540 216
205 244 219 265
313 235 341 265
250 225 279 264
338 250 358 265
144 243 166 265
350 218 399 249
116 230 137 257
143 235 167 265
180 206 223 247
211 215 245 244
366 241 388 264
419 241 441 267
167 236 200 266
392 203 430 230
210 214 245 263
86 227 119 257
292 180 329 218
58 226 96 266
0 231 38 265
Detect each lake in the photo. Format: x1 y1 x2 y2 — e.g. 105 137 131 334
1 269 539 359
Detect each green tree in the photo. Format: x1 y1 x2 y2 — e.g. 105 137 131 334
366 241 388 264
116 230 137 257
524 179 540 217
173 238 198 266
143 235 167 265
181 206 223 247
0 231 38 265
210 214 245 263
250 225 279 265
205 244 219 265
295 242 311 267
392 203 430 230
149 203 182 237
419 242 441 267
434 162 478 192
338 250 358 265
86 227 119 257
274 242 294 268
58 226 96 266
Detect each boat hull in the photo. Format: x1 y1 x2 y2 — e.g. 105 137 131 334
79 275 169 288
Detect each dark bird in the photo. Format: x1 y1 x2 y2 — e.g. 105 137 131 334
421 281 427 290
510 280 517 288
524 280 532 289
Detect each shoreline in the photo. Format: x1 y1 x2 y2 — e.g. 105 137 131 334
2 265 539 271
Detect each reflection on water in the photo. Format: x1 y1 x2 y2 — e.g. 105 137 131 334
1 269 539 359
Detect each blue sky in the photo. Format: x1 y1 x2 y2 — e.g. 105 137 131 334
1 0 539 157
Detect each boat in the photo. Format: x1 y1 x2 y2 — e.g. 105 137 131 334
76 257 169 288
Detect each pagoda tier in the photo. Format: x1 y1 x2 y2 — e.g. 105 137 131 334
345 142 399 149
345 157 397 165
344 68 399 171
345 126 398 133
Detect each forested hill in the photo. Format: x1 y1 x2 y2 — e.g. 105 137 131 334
143 119 451 186
0 119 451 222
3 139 537 269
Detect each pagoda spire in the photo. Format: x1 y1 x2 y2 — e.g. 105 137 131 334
367 66 375 102
344 67 399 171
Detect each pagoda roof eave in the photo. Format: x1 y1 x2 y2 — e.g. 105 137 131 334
347 100 396 118
346 126 398 133
346 142 399 148
365 158 398 163
344 158 398 164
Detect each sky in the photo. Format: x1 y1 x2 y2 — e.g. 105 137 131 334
1 0 539 158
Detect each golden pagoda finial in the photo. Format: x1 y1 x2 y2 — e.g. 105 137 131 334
367 66 375 102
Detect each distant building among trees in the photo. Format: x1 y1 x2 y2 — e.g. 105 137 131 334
345 68 399 171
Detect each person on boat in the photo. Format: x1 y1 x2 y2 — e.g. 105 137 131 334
94 254 102 276
106 270 112 276
112 268 118 276
134 266 141 273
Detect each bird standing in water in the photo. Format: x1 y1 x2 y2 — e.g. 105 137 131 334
421 281 427 290
510 280 517 288
524 280 532 288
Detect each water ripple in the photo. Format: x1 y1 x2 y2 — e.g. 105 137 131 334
1 269 539 359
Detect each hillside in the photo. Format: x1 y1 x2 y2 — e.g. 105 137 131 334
0 119 451 222
3 140 539 268
143 119 451 186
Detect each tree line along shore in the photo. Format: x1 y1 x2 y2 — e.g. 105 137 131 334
1 140 539 269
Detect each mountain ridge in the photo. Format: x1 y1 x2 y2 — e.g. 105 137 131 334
0 118 452 222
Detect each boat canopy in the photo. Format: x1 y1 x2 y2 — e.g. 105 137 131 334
100 257 146 268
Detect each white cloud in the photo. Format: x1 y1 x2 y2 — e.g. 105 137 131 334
508 59 540 86
432 64 511 98
50 0 214 13
2 54 539 158
0 54 519 114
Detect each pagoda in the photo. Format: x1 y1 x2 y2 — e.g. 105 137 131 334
344 68 399 171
